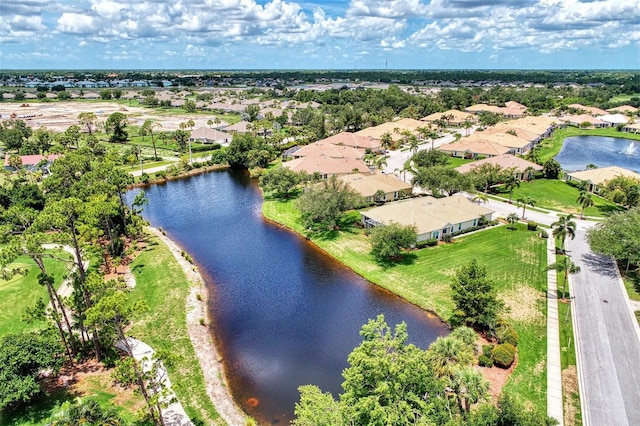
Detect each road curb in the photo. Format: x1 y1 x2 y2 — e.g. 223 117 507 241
567 259 589 426
610 256 640 344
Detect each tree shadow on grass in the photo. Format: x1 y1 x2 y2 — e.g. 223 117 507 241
0 387 78 425
375 252 418 270
596 204 625 216
312 214 362 242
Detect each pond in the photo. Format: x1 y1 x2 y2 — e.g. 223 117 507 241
555 136 640 172
128 170 449 424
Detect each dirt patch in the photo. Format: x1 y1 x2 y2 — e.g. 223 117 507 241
147 227 246 426
0 101 224 133
475 336 517 400
563 365 580 426
500 286 545 323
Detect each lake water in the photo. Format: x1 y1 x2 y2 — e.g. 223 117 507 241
128 170 449 424
555 136 640 172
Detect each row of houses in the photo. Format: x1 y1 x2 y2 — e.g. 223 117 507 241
439 115 557 158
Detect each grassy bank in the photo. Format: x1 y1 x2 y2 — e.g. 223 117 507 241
128 234 222 425
263 197 548 408
497 179 623 218
0 251 72 338
537 127 640 164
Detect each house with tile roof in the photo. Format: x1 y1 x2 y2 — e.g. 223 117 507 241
566 166 640 193
360 194 494 242
455 154 543 181
282 155 371 178
438 139 512 158
338 173 412 203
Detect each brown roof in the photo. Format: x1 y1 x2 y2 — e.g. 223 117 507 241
292 141 365 159
607 105 638 114
439 139 511 157
567 166 640 186
455 154 543 174
420 109 475 124
283 155 370 176
338 173 412 198
318 132 381 150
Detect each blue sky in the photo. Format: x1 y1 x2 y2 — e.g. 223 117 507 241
1 0 639 70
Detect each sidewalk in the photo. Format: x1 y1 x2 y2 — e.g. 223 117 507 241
546 236 564 425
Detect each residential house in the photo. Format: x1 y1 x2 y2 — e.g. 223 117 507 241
561 114 610 128
607 105 638 115
288 141 365 160
4 154 61 172
455 154 543 180
282 155 370 178
360 194 494 242
317 132 381 152
223 121 251 134
596 114 629 126
621 123 640 134
355 118 426 142
338 173 413 203
438 139 511 158
565 166 640 193
567 104 608 116
420 109 475 127
189 127 232 145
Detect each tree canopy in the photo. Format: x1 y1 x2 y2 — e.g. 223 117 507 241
297 175 363 231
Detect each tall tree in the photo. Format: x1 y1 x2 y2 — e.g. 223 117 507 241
141 119 162 160
77 112 98 135
104 112 129 143
587 207 640 271
369 222 417 262
517 196 536 219
547 255 580 299
451 259 504 332
551 214 577 253
576 190 593 219
503 174 520 203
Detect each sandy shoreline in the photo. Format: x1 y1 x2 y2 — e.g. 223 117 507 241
147 226 247 426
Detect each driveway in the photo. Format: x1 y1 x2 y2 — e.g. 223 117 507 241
566 224 640 426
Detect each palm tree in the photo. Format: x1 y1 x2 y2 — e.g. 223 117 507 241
517 196 536 219
427 336 474 379
524 165 536 181
380 132 393 151
407 134 420 154
547 255 581 299
451 366 490 415
506 212 519 229
503 174 520 203
472 192 488 205
551 214 577 253
462 119 473 137
374 155 388 171
576 190 594 219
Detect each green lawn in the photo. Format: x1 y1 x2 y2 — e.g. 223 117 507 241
610 94 640 103
447 156 476 168
0 251 72 338
497 178 623 217
127 235 223 425
263 197 548 408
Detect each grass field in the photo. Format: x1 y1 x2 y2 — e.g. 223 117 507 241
610 94 640 103
0 251 72 338
127 235 223 425
497 178 623 217
263 197 548 408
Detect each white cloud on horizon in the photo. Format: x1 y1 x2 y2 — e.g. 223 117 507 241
1 0 638 68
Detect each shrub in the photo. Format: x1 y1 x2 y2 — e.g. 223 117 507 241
526 221 538 231
416 238 438 248
140 173 150 184
442 234 453 243
155 170 167 180
491 343 516 368
199 318 205 326
482 344 494 358
478 354 494 367
498 326 519 347
539 229 549 239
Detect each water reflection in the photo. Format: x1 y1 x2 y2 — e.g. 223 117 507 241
129 170 449 424
555 136 639 172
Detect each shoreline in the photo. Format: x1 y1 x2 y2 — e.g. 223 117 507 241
259 206 450 327
127 164 231 189
146 226 247 426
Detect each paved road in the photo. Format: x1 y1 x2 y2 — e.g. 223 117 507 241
567 225 640 426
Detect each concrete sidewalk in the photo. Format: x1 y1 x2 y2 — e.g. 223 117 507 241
546 236 564 425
